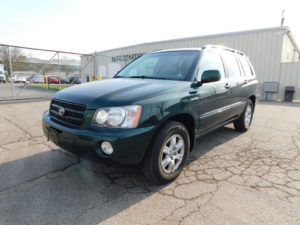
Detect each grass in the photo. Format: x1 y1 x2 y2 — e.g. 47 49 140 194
28 84 70 91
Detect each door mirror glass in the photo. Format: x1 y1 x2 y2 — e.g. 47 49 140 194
201 70 221 84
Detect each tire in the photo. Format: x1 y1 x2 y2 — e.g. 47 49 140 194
141 121 190 184
234 99 254 132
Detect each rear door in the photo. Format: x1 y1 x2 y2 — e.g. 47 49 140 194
221 52 246 118
237 55 258 100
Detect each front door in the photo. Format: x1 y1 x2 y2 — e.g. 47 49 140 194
190 51 231 134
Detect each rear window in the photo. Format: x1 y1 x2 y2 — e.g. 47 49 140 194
221 53 241 78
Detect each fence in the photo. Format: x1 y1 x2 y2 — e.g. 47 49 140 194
0 44 96 101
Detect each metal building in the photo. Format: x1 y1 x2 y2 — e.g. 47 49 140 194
81 26 300 101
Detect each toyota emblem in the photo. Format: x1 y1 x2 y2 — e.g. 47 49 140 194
58 107 65 116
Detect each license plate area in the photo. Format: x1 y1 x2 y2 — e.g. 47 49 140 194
48 127 61 145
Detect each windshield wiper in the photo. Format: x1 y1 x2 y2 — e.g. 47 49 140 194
130 75 148 78
114 75 147 79
131 75 171 80
115 75 170 80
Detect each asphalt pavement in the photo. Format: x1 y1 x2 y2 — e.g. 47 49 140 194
0 83 56 101
0 101 299 225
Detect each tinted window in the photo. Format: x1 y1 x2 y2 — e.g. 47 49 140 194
221 53 241 78
239 56 253 77
198 52 225 80
116 51 200 81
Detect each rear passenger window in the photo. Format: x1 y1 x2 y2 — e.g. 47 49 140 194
239 56 254 77
221 53 241 78
198 52 225 79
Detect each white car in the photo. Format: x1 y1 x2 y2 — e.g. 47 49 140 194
0 71 6 83
8 74 27 83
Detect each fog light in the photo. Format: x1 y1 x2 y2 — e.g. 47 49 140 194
101 141 113 155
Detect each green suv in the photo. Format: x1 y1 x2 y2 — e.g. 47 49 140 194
43 45 258 184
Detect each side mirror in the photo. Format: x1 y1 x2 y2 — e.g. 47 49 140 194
192 70 221 88
201 70 221 84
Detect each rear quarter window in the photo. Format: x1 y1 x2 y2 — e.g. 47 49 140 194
239 56 254 78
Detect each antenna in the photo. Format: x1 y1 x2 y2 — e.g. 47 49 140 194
281 10 285 26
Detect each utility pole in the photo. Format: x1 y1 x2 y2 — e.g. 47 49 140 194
93 51 98 81
8 46 15 99
281 10 285 26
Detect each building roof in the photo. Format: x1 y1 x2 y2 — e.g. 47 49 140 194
96 26 296 54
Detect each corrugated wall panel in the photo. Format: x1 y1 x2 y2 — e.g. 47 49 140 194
84 28 300 100
279 62 300 100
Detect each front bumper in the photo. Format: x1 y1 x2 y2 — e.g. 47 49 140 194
42 112 156 165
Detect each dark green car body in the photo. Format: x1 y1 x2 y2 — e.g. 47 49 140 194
43 47 258 165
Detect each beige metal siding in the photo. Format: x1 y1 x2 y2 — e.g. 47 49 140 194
83 27 300 100
282 34 300 63
280 62 300 100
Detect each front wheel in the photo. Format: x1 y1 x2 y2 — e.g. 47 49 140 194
234 99 254 132
141 121 190 184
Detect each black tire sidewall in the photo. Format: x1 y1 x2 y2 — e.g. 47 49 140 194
152 121 190 182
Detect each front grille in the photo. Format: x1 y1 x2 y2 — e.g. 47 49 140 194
50 99 86 129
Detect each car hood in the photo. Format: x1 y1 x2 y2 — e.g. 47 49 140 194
54 78 190 109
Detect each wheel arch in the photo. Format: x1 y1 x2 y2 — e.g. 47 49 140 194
147 112 196 154
249 95 256 109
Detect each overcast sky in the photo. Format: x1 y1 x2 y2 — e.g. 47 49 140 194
0 0 299 55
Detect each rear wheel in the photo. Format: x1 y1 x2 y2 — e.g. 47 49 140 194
234 99 254 132
141 121 190 184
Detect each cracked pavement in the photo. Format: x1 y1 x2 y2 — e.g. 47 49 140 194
0 101 299 225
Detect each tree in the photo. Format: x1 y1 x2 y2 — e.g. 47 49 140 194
60 64 78 77
0 46 27 75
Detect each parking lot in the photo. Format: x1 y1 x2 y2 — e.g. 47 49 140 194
0 83 56 101
0 101 299 225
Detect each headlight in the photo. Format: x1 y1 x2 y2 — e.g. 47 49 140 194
91 105 142 128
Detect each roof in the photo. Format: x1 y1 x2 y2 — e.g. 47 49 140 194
149 48 202 53
96 26 292 54
148 45 246 56
285 29 300 56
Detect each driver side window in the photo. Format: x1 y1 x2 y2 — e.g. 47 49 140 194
198 52 225 80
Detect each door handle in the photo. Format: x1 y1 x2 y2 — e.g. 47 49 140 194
244 80 248 84
225 83 231 89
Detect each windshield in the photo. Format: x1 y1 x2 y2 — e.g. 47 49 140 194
116 51 200 81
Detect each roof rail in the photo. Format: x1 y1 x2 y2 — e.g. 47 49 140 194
202 45 245 56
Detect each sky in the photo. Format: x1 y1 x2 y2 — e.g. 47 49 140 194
0 0 299 56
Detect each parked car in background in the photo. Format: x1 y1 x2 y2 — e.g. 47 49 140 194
0 73 6 83
8 74 27 83
69 76 82 84
43 46 258 184
0 64 5 79
28 75 43 84
59 76 69 84
0 70 6 83
47 76 59 84
16 74 27 83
